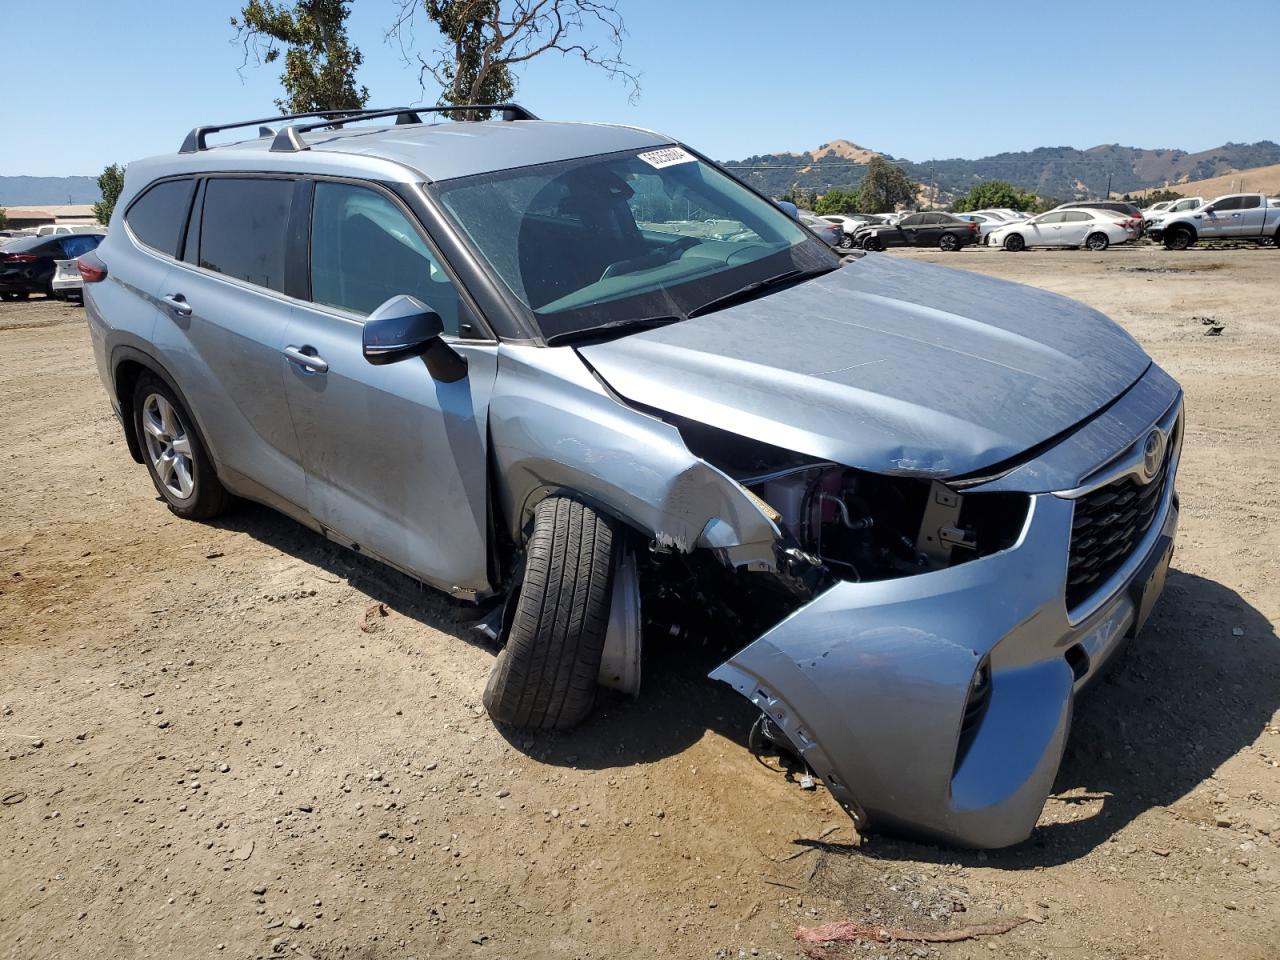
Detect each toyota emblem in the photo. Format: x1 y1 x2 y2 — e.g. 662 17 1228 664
1140 429 1165 483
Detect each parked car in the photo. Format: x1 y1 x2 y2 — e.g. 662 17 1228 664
952 212 1006 244
980 208 1032 221
83 104 1183 849
1144 196 1203 222
51 259 85 301
799 213 842 247
0 232 104 300
852 211 978 251
988 209 1133 251
35 224 102 236
1145 193 1280 249
820 214 882 249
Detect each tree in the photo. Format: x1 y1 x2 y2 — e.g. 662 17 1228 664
94 163 126 227
951 180 1038 214
1138 188 1184 206
232 0 369 113
0 208 7 231
387 1 638 118
856 156 917 214
814 188 860 216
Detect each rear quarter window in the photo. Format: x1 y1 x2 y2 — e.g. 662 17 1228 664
125 179 196 257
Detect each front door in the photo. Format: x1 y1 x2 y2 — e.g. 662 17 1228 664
1032 211 1067 245
1057 211 1093 245
282 179 498 597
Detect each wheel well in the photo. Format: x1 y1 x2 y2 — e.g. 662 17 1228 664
1169 222 1197 238
113 359 147 464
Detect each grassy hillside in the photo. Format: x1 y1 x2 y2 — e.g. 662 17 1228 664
1142 163 1280 200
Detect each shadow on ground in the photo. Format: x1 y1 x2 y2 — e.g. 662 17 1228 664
206 500 1280 868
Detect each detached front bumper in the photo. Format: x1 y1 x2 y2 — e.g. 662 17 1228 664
711 375 1183 849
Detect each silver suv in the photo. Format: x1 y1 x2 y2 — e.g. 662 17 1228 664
83 105 1183 848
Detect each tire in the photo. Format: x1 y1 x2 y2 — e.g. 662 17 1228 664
1085 232 1110 251
1003 233 1025 252
938 233 960 251
838 233 856 250
1 291 30 302
863 236 882 252
483 497 618 731
132 372 230 520
1165 226 1195 251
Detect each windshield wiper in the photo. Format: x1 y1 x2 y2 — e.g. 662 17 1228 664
687 267 831 319
545 314 685 346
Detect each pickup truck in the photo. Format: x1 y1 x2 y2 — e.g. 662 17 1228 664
1146 193 1280 249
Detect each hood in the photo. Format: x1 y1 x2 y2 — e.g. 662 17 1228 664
577 254 1149 478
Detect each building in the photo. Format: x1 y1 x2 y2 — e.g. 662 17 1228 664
2 204 102 231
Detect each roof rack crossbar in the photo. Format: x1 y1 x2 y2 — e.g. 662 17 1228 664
179 109 377 154
269 102 539 153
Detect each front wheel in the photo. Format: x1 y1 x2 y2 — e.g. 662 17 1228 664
1085 232 1110 251
483 497 619 731
938 233 960 251
1003 233 1026 252
863 236 882 252
133 373 230 520
1165 227 1195 251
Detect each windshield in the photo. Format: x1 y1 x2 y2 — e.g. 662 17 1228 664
430 146 834 341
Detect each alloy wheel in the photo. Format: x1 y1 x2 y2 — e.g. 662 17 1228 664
141 393 196 500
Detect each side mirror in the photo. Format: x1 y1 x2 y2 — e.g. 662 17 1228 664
362 294 467 382
775 200 799 220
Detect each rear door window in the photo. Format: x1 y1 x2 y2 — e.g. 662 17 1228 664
125 179 196 257
60 235 102 258
198 178 294 292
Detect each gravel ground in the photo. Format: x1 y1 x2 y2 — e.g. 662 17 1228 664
1 244 1278 960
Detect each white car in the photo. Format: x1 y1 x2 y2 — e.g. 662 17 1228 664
988 208 1135 251
1143 196 1203 222
952 212 1006 243
51 259 85 300
35 224 102 237
973 208 1031 222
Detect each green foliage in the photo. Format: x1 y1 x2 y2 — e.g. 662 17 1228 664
232 0 369 113
422 1 514 117
1137 188 1184 205
951 180 1038 213
1032 195 1061 214
814 188 860 216
856 156 917 214
0 207 7 230
93 163 125 227
389 1 637 120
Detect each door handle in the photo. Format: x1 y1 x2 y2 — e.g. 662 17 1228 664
162 293 192 317
283 344 329 373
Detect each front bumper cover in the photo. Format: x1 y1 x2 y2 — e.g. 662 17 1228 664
711 375 1183 849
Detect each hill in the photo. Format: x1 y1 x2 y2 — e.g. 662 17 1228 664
1145 162 1280 200
0 176 100 206
722 140 1280 204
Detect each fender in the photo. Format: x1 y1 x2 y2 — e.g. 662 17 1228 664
109 343 221 476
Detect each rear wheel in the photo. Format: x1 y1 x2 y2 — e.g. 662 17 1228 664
132 373 230 520
1 291 30 302
1165 226 1195 251
1085 232 1110 251
1003 233 1026 252
483 497 619 731
838 233 856 250
938 233 960 251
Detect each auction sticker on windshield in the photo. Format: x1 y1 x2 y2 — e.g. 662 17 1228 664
638 147 696 169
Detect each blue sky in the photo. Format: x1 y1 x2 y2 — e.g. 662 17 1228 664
2 0 1277 177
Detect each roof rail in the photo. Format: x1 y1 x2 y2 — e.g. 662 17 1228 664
269 103 540 153
179 109 379 154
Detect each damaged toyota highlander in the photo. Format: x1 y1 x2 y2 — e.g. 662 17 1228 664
82 105 1182 849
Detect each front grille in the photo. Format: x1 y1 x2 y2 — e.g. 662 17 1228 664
1066 446 1171 609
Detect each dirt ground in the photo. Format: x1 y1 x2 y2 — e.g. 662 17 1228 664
2 244 1278 960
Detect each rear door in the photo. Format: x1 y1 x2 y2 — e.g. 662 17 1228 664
149 175 308 517
1233 195 1266 237
282 178 498 596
